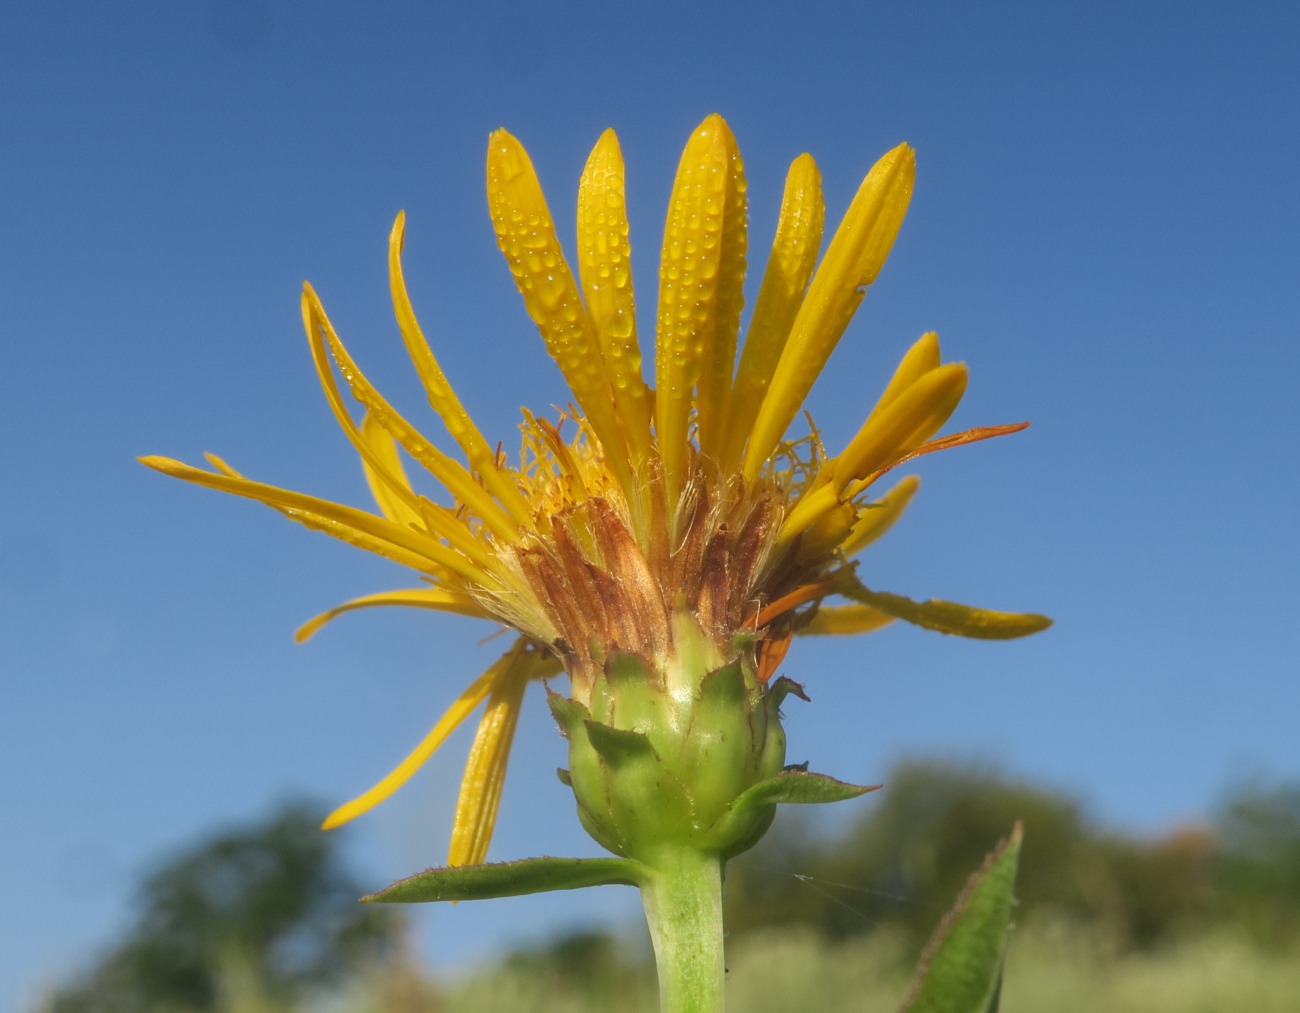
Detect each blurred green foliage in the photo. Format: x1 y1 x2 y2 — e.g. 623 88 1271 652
724 758 1289 953
38 761 1300 1012
45 801 398 1013
1215 778 1300 946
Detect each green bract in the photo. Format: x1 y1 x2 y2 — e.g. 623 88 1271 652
549 615 869 863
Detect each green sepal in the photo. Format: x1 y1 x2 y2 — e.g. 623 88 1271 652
556 767 572 786
361 855 650 904
898 822 1023 1013
768 676 810 709
547 688 589 738
735 768 879 807
584 718 656 768
589 650 669 731
698 660 748 709
708 770 879 848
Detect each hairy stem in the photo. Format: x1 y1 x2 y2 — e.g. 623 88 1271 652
639 846 726 1013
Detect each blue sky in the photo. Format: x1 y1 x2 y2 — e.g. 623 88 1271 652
3 0 1298 1007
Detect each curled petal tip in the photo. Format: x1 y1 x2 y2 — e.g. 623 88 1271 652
320 807 352 831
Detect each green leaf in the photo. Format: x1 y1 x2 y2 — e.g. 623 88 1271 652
707 770 879 844
362 856 650 904
898 822 1023 1013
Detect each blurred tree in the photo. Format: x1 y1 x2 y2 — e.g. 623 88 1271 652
1215 777 1300 947
724 758 1232 952
725 759 1090 948
45 801 398 1012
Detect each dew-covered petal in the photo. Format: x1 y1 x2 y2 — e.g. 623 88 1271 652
745 143 915 480
842 583 1053 639
303 284 520 540
655 114 748 487
865 331 941 425
140 455 489 582
831 363 967 492
720 153 824 472
359 412 424 529
446 645 533 867
576 129 653 463
388 213 532 525
485 130 631 487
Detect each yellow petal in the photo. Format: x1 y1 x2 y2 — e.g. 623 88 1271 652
302 285 521 541
866 332 942 424
295 587 490 643
446 646 533 866
321 647 515 830
847 421 1030 490
839 475 921 558
831 362 967 492
576 129 653 464
485 130 632 488
359 413 424 530
140 455 483 581
388 213 532 526
655 114 748 489
719 153 825 471
301 289 428 524
842 583 1054 640
799 603 895 636
744 143 916 480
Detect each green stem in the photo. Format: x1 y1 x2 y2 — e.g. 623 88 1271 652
639 845 726 1013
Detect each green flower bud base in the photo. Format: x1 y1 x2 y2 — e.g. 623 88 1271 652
549 616 805 861
546 615 876 1011
368 616 878 1013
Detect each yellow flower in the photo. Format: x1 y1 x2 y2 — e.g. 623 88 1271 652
143 115 1049 867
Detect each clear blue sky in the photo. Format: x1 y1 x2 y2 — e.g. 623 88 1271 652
3 1 1298 1007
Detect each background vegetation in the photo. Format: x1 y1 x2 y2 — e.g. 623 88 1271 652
36 760 1300 1012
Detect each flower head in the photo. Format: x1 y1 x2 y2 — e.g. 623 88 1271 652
144 115 1048 866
